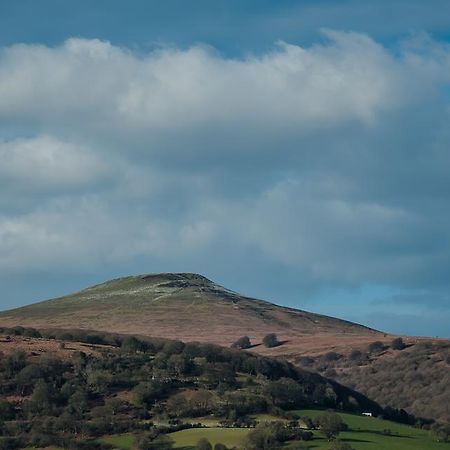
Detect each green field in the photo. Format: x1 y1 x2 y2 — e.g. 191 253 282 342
170 427 248 448
175 411 450 450
94 411 450 450
98 433 135 449
291 409 450 450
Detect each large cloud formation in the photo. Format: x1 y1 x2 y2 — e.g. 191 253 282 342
0 31 449 330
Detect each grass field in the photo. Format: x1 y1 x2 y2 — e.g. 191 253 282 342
98 433 135 449
170 410 450 450
94 411 450 450
291 409 450 450
169 427 248 448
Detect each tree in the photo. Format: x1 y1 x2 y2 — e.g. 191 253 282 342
28 379 52 415
196 438 212 450
67 389 88 418
86 368 112 394
231 336 252 349
167 354 190 376
16 364 43 395
133 381 165 407
263 333 280 348
0 401 14 421
391 337 406 350
245 423 281 450
121 336 144 353
315 412 346 440
264 378 304 408
432 422 450 443
2 351 26 378
162 340 185 355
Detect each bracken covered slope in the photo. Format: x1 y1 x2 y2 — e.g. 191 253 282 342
0 273 379 350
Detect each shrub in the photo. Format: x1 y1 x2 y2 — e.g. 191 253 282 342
263 333 280 348
349 350 362 361
298 357 314 366
23 328 42 338
391 338 406 350
323 352 340 362
197 438 213 450
324 369 338 378
264 378 305 408
231 336 252 350
85 334 107 345
137 434 174 450
214 444 229 450
245 422 282 450
133 381 166 407
121 336 149 353
368 341 385 353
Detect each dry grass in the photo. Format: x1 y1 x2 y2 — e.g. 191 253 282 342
0 335 110 360
0 273 380 357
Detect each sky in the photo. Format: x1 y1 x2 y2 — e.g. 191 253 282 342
0 0 449 337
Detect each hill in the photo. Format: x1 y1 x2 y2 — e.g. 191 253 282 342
0 273 381 353
0 333 389 450
297 338 450 423
1 272 448 424
0 333 447 450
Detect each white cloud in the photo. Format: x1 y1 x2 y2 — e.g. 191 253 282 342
0 197 217 271
0 135 110 191
0 32 414 139
0 31 449 297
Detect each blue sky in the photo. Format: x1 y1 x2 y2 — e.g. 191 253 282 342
0 1 449 337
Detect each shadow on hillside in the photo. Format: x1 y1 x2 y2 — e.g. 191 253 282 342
352 429 413 439
340 437 374 443
249 340 290 349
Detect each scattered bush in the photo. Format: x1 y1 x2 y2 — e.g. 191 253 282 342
231 336 252 349
323 352 341 362
368 341 385 353
214 444 229 450
391 338 406 350
263 333 280 348
196 437 213 450
349 350 362 361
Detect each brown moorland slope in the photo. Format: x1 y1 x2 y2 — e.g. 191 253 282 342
297 338 450 423
0 273 381 354
0 273 448 423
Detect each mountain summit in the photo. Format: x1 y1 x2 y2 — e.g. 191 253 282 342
0 273 379 353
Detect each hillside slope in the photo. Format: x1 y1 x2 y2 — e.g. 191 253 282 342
298 339 450 423
0 273 379 351
1 273 448 424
